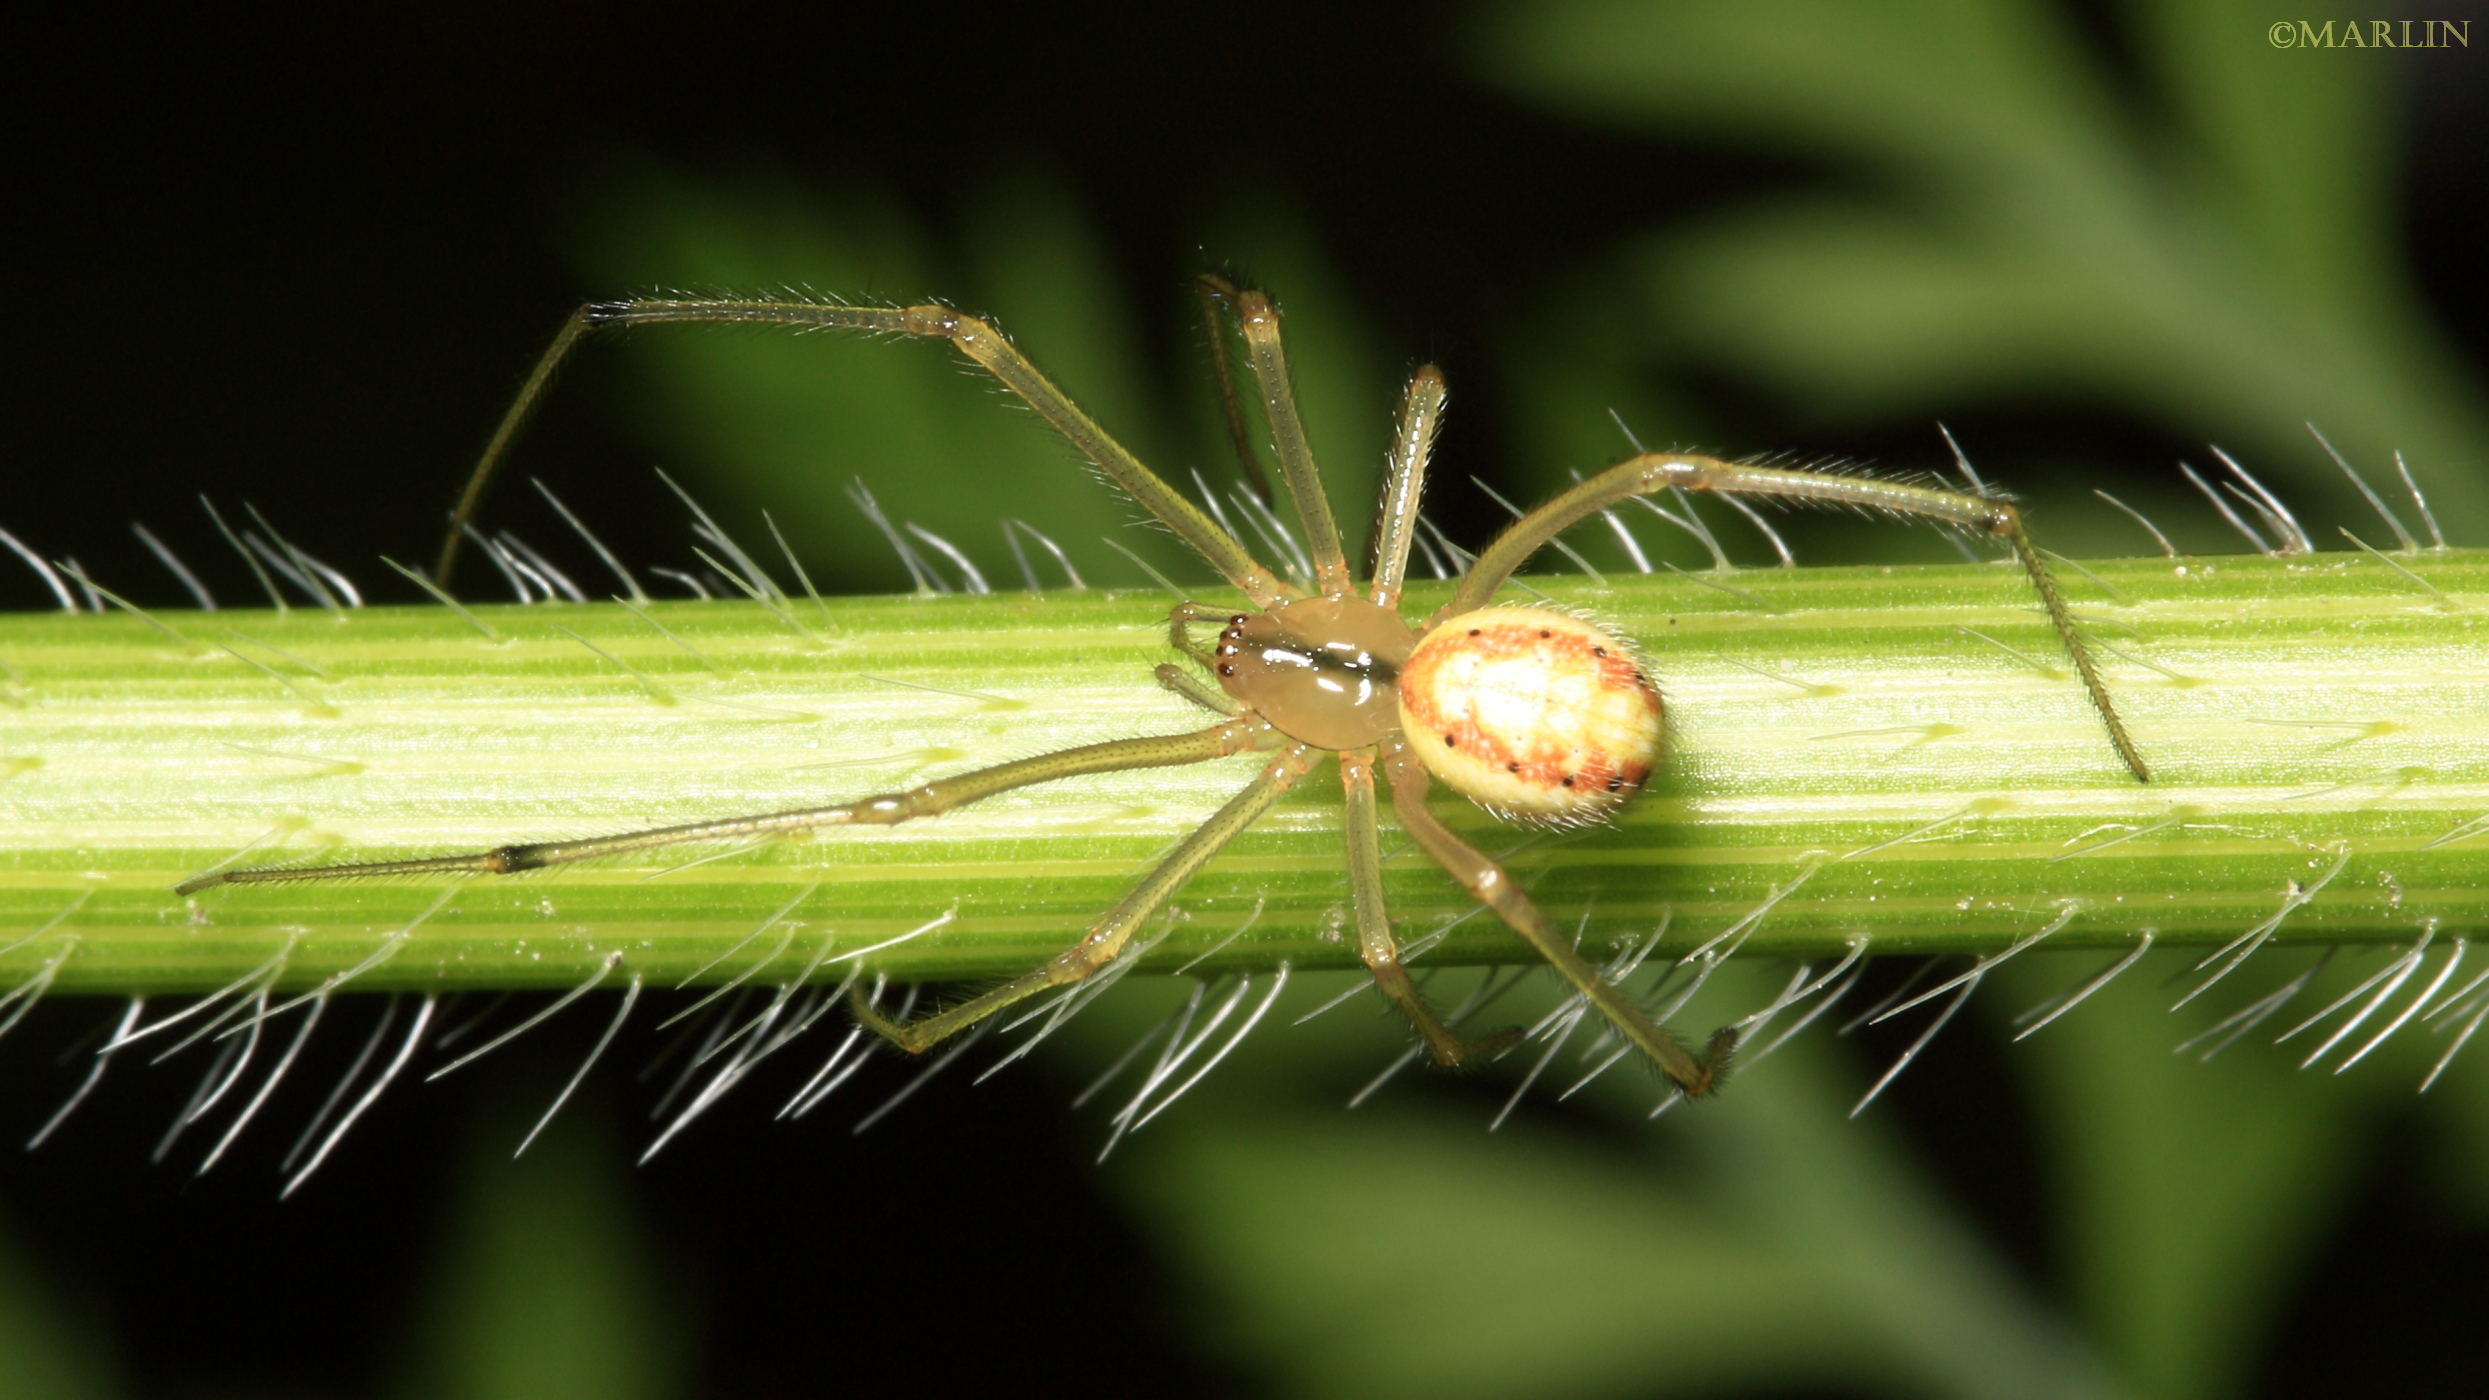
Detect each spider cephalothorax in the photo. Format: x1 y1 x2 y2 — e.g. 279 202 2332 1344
178 275 2148 1101
1206 597 1411 750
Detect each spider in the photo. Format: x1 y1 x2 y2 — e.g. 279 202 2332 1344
177 275 2149 1099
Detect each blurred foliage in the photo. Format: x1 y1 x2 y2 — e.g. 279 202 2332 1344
1061 947 2474 1400
393 1093 687 1400
1478 0 2488 548
0 1205 115 1400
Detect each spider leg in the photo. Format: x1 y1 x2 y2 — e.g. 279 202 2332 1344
178 718 1276 893
852 744 1321 1054
1196 276 1353 595
1381 743 1736 1098
1367 365 1446 609
435 297 1291 608
1447 453 2150 782
1192 273 1276 507
1340 749 1515 1066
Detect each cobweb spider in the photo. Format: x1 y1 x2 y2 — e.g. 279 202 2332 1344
179 275 2149 1099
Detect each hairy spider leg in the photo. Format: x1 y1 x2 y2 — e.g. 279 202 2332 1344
1367 364 1445 609
1448 454 2152 782
851 744 1320 1052
1191 274 1274 506
1194 275 1354 594
1339 747 1517 1065
1192 281 1443 608
1335 361 1521 1064
434 296 1294 609
173 720 1274 894
1383 744 1735 1096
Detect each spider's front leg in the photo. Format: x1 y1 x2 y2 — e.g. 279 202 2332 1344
1194 274 1356 596
1381 743 1737 1098
433 295 1294 608
181 720 1272 893
853 743 1318 1055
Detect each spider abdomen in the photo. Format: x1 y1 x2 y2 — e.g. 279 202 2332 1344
1397 605 1663 821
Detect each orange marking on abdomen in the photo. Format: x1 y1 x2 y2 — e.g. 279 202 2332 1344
1397 606 1664 820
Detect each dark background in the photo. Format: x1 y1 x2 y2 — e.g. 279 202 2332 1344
6 4 2486 1398
17 4 2482 594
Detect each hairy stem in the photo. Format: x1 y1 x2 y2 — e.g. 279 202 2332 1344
3 551 2483 996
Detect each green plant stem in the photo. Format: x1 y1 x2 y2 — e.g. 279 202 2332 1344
3 550 2484 997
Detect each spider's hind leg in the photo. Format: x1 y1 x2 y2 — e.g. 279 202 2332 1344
852 744 1317 1055
1340 750 1521 1067
1381 744 1735 1098
1448 453 2151 783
